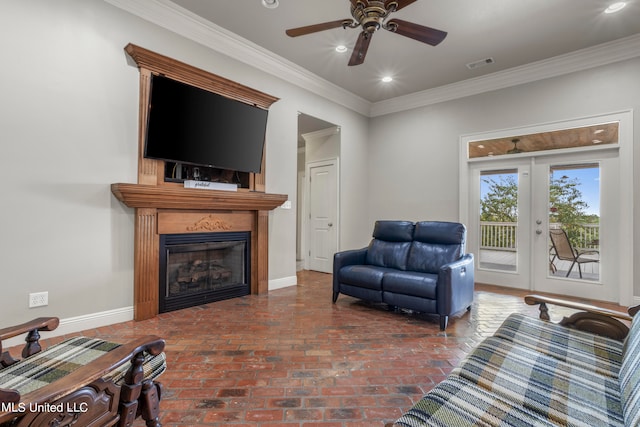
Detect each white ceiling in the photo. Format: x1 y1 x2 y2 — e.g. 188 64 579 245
167 0 640 103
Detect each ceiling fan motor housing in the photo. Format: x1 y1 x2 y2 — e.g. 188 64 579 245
352 0 392 33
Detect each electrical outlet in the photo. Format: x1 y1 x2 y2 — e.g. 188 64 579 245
29 292 48 308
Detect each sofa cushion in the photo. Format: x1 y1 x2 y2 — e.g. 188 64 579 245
494 313 623 378
407 222 465 274
393 375 559 427
338 265 392 290
0 336 166 396
619 316 640 426
382 271 438 299
454 336 624 426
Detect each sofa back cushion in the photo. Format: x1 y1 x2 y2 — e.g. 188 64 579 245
365 221 414 270
620 315 640 426
407 221 466 273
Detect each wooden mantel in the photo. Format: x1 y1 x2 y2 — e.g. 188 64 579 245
113 44 285 321
112 183 287 321
111 183 287 211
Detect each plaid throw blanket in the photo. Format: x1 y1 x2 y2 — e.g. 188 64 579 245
393 312 639 427
0 336 166 396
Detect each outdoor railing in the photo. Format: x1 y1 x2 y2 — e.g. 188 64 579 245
480 221 600 251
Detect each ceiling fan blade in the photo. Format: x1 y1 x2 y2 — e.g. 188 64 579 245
385 19 447 46
385 0 418 11
286 19 354 37
348 31 373 66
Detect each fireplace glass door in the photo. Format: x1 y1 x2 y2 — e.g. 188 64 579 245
159 232 250 312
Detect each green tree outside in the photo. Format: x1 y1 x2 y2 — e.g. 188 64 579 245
481 172 598 248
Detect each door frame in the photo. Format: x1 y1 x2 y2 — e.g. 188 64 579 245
459 110 634 305
303 158 340 271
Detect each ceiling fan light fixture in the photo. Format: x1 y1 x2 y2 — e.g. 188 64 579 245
605 2 626 13
381 76 393 83
261 0 279 9
507 138 523 154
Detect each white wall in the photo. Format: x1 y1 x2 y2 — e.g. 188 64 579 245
368 57 640 295
0 0 370 329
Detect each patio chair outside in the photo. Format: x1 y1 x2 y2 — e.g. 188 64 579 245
549 228 599 278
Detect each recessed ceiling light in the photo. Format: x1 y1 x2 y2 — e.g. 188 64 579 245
381 76 393 83
261 0 279 9
335 45 347 53
605 2 626 13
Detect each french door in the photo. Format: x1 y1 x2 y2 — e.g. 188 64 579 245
531 152 618 300
462 112 633 304
468 158 531 290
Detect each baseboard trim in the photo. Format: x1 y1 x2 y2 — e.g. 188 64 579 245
7 277 298 349
4 307 134 349
269 275 297 291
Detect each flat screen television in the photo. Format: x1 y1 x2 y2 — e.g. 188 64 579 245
144 74 268 174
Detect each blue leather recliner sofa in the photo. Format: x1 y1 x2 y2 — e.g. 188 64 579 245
332 220 475 330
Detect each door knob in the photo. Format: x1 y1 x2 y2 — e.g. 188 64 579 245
536 229 542 235
536 219 542 225
328 223 333 227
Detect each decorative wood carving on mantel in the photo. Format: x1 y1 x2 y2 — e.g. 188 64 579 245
187 216 233 232
113 44 286 321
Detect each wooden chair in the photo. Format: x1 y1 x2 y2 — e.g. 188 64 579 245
0 317 166 427
549 228 599 278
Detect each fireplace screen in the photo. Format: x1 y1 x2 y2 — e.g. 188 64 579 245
159 232 250 313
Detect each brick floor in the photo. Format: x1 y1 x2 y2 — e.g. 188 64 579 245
9 271 628 426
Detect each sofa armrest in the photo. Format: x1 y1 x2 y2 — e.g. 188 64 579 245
333 248 368 291
437 254 475 315
525 294 634 340
0 317 60 367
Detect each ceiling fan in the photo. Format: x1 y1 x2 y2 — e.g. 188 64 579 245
285 0 447 66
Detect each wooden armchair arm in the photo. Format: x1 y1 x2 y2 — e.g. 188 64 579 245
0 317 60 342
0 317 60 367
525 294 635 340
0 335 165 424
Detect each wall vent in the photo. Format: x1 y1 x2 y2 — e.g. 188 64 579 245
466 57 495 70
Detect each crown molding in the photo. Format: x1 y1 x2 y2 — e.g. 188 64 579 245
370 33 640 117
302 126 340 142
105 0 640 118
104 0 372 116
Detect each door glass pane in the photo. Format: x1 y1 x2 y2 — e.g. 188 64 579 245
479 169 518 271
548 164 600 281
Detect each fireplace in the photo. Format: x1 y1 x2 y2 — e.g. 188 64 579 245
159 232 250 313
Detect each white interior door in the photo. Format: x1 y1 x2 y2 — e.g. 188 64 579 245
307 159 338 273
